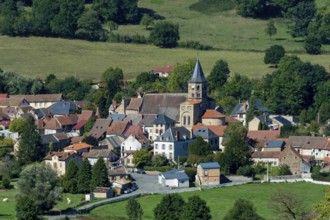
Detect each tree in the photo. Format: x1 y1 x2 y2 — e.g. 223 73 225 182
264 45 285 67
17 163 62 212
82 135 98 146
91 157 109 190
77 159 92 193
8 118 25 133
51 0 84 38
271 191 313 220
16 195 41 220
304 34 322 54
319 103 330 123
237 0 267 18
17 117 45 166
167 59 195 92
151 154 168 167
265 20 277 39
133 149 151 168
75 9 107 41
31 0 58 36
314 187 330 220
84 114 96 134
181 195 211 220
224 198 264 220
221 123 250 174
126 198 143 220
189 136 212 157
218 96 237 115
207 59 230 93
149 21 180 48
154 194 185 220
222 73 252 100
140 14 154 30
62 159 79 193
277 164 292 176
288 0 316 37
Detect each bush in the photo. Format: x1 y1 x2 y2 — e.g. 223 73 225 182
276 164 292 176
143 166 172 172
179 40 213 50
1 177 10 189
304 34 322 54
237 165 256 178
254 163 266 174
184 167 197 183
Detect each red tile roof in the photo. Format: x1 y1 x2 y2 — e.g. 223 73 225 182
108 121 130 135
126 98 143 110
202 110 225 119
225 116 241 123
73 120 87 130
124 125 144 137
247 130 280 141
44 151 79 161
79 110 93 121
252 151 281 158
192 122 227 136
64 143 94 151
0 94 8 98
153 64 175 73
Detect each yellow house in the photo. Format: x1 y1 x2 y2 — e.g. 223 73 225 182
196 162 221 186
44 152 82 176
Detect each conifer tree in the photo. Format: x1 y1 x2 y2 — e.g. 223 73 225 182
62 159 79 193
17 117 45 166
91 158 108 190
77 159 92 193
181 195 211 220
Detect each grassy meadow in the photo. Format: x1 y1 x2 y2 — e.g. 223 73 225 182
0 36 329 81
87 182 328 220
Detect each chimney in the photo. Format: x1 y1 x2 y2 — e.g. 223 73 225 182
176 131 180 141
243 101 247 112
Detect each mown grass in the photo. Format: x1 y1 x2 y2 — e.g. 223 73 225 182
114 0 330 52
0 36 329 81
87 182 327 220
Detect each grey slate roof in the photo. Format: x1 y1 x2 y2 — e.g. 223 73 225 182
153 114 175 125
264 140 285 148
193 127 217 139
106 136 123 148
188 60 207 83
48 101 77 115
41 134 59 144
108 114 126 121
230 103 246 116
155 127 191 142
200 162 220 169
160 169 189 181
139 114 157 127
273 116 291 125
255 99 269 112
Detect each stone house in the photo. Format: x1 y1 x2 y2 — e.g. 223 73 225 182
44 151 82 176
196 162 221 186
10 94 63 109
278 146 312 175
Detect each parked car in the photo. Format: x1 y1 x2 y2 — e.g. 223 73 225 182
123 188 131 194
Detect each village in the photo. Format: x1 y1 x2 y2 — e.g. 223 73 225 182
1 60 329 202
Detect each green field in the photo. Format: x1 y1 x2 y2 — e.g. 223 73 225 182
0 36 329 81
87 182 328 220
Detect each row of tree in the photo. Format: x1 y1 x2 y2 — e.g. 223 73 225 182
62 158 109 194
0 0 138 41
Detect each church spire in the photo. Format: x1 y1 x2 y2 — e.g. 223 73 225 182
188 59 207 83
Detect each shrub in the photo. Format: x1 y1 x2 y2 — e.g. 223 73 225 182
1 177 10 189
276 164 292 176
237 165 256 178
179 40 213 50
143 166 172 172
304 34 322 54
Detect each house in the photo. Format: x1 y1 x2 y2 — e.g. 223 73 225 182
231 99 269 126
11 94 63 108
252 151 281 166
43 115 75 134
278 146 313 175
154 127 194 161
192 122 227 151
153 64 175 78
269 115 297 130
83 149 118 166
93 187 113 199
0 97 30 108
100 135 124 151
138 114 157 140
108 166 130 182
112 179 132 195
262 140 285 152
44 151 83 176
125 98 143 115
247 130 281 148
248 114 271 131
158 169 189 188
107 120 130 136
0 129 19 141
41 133 71 151
150 114 176 141
47 101 78 116
64 143 94 153
89 118 112 141
202 110 226 126
121 134 149 166
287 136 330 162
196 162 221 186
193 127 219 150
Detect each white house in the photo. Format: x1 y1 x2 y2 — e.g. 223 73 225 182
251 151 281 166
121 134 149 166
84 149 118 166
154 127 194 161
158 169 189 188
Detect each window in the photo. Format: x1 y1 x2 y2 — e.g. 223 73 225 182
160 129 163 135
197 93 200 98
191 93 194 98
127 159 130 163
169 153 173 159
155 144 158 149
60 163 62 168
187 116 191 125
156 129 158 133
183 116 186 125
53 162 57 169
204 170 208 176
197 85 200 90
162 144 165 150
169 144 173 150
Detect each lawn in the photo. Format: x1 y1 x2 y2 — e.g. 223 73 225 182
87 182 328 220
0 36 329 81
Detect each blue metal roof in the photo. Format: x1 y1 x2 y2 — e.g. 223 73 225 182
200 162 220 169
273 116 291 125
161 169 189 181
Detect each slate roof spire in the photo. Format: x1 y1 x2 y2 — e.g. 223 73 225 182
188 59 207 83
